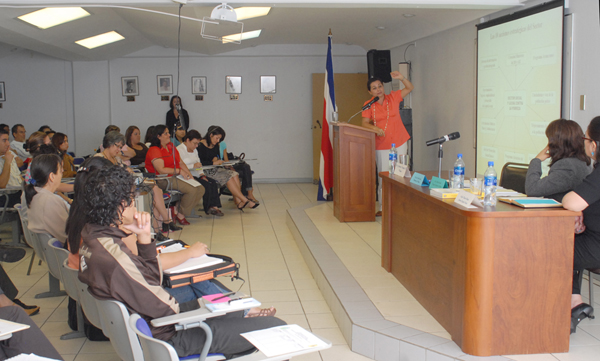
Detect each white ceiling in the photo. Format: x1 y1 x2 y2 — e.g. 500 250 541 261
0 0 529 61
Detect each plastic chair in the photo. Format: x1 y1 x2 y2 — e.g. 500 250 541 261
129 313 206 361
34 233 66 298
48 239 69 281
60 259 86 340
95 298 144 361
14 204 37 275
498 162 529 194
79 287 103 330
131 312 332 361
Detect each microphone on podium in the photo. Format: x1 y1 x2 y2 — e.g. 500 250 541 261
361 97 380 111
426 132 460 146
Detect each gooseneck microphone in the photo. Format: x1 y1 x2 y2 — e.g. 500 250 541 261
426 132 460 146
361 97 380 111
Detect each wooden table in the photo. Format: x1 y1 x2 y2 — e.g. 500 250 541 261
381 172 577 356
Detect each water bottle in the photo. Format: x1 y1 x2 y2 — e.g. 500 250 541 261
388 143 398 176
483 161 498 206
452 154 465 188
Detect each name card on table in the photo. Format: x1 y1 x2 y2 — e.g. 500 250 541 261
410 172 430 186
394 164 411 178
429 176 448 189
454 190 483 208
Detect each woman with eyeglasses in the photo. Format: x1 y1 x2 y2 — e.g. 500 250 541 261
562 116 600 334
525 119 591 202
96 131 182 235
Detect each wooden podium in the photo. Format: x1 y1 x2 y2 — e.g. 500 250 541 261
332 123 377 222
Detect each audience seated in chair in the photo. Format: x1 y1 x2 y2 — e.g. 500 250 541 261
52 133 77 178
177 130 224 217
0 129 24 208
122 126 149 168
145 125 205 225
96 131 182 237
77 166 283 358
198 126 257 211
218 126 259 205
9 124 29 169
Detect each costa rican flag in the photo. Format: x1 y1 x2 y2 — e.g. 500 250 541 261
318 32 336 201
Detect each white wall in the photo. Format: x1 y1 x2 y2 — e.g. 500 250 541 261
95 44 365 181
0 50 74 143
1 44 365 181
388 0 600 177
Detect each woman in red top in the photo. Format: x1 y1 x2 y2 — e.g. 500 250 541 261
362 71 414 216
145 125 204 225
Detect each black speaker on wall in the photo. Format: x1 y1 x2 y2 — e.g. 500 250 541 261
367 49 392 83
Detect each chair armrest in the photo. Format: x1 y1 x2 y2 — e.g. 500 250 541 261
151 295 260 328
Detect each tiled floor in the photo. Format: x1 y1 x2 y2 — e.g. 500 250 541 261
0 183 372 361
2 182 600 361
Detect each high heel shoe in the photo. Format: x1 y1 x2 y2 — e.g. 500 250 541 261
170 206 191 225
162 221 182 233
248 200 260 209
237 201 249 212
175 215 191 226
571 303 594 334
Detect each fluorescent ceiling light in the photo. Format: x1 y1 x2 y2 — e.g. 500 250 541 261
18 7 90 29
222 29 262 44
75 31 124 49
234 7 271 21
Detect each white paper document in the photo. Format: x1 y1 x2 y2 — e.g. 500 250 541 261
176 175 202 187
0 319 29 338
163 254 224 274
241 324 329 357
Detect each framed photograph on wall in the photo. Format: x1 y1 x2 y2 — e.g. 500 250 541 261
0 82 5 102
260 76 276 94
192 76 207 94
225 76 241 94
157 75 173 95
122 76 139 96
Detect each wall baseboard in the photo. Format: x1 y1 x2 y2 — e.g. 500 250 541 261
254 178 313 184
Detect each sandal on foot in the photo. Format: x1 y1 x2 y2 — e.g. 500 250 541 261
245 307 276 318
237 201 249 211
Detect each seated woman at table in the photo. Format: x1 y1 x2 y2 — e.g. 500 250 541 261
562 116 600 334
145 125 205 224
525 119 591 202
96 131 181 234
122 125 149 168
218 127 259 204
177 130 223 216
52 132 77 178
198 126 257 210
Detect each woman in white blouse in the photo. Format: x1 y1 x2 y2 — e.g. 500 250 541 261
177 130 224 216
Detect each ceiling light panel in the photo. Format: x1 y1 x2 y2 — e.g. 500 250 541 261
234 7 271 21
222 29 262 44
75 31 124 49
18 7 90 29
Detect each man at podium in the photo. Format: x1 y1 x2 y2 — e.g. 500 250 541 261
361 71 414 216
